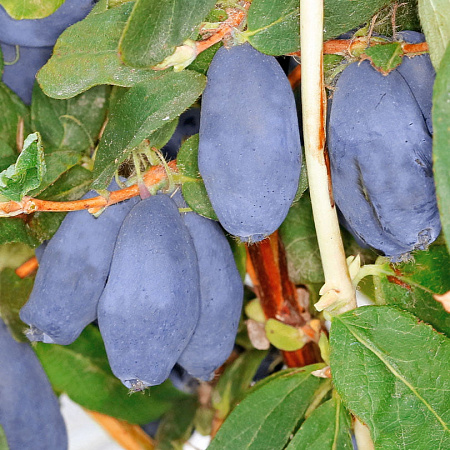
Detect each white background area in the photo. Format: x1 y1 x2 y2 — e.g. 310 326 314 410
61 395 211 450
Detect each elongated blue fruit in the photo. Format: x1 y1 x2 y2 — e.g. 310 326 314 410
0 318 68 450
98 195 201 390
174 193 243 380
0 0 96 47
328 59 440 260
396 31 435 134
198 43 301 242
20 185 138 345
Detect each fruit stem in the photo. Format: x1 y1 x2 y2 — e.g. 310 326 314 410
351 263 394 289
300 0 356 314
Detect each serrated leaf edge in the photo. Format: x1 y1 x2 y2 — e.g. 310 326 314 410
335 315 449 433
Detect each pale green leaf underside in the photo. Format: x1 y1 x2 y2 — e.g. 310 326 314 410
418 0 450 69
432 44 450 251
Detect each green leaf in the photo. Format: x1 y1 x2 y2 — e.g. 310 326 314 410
155 397 198 450
212 349 267 420
373 246 450 336
433 43 450 251
246 0 300 55
0 140 17 172
92 70 206 189
34 325 188 424
363 42 403 74
146 118 179 150
245 0 393 56
37 3 160 99
28 149 81 197
0 132 45 201
209 365 326 450
27 165 93 242
36 164 93 202
388 1 420 33
245 298 266 323
330 306 450 449
418 0 450 69
0 268 34 342
0 424 9 450
177 134 217 220
31 84 109 153
119 0 216 68
323 0 392 42
0 83 28 149
194 406 215 436
0 218 38 246
227 236 247 281
188 42 221 75
0 243 34 272
0 0 63 19
293 156 308 202
279 192 324 284
286 396 353 449
0 166 91 247
265 319 306 351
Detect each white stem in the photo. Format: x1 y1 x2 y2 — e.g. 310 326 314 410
300 0 356 313
354 418 375 450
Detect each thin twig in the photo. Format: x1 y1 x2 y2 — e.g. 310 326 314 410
291 39 428 57
15 256 38 278
0 161 177 216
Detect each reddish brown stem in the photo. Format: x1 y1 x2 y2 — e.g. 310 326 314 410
15 256 38 278
288 64 301 90
246 232 322 368
290 39 429 57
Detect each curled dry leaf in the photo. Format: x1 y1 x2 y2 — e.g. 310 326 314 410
311 366 332 379
246 319 270 350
